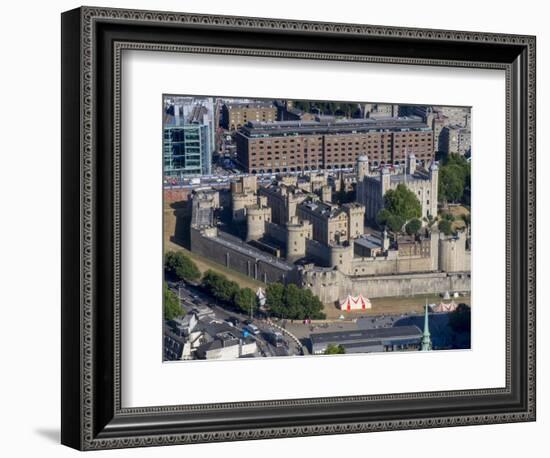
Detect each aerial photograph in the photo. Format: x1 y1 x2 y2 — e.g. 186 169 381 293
162 96 472 361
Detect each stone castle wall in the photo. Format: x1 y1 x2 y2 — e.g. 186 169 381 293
350 255 434 276
300 269 470 303
190 227 294 285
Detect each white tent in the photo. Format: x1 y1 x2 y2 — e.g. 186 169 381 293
339 294 372 311
431 300 459 313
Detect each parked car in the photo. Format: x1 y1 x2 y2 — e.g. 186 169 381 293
244 323 260 336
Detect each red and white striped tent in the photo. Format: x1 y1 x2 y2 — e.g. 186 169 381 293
430 301 458 313
339 294 372 311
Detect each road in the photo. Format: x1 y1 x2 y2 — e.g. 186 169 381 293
168 281 302 358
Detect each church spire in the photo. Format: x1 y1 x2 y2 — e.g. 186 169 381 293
421 299 432 351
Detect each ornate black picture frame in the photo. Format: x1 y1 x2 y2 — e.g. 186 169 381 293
61 6 536 450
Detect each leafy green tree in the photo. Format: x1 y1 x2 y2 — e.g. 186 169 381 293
438 219 454 236
439 154 470 204
266 283 285 314
439 165 464 203
164 251 200 282
387 214 405 233
201 270 238 303
265 283 325 320
301 289 326 320
376 208 392 227
405 218 422 235
444 213 455 221
448 303 471 333
164 282 183 320
384 184 422 221
234 287 257 315
325 344 346 355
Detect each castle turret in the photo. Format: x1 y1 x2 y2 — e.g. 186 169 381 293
382 228 390 251
246 205 271 241
343 203 366 240
380 166 391 195
357 155 369 180
407 153 417 175
286 218 312 262
321 185 332 203
329 243 353 275
438 230 467 272
429 161 439 218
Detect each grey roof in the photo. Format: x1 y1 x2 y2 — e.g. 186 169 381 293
299 199 342 218
368 168 431 183
355 235 383 250
214 230 293 271
310 325 423 346
225 101 275 109
239 116 430 138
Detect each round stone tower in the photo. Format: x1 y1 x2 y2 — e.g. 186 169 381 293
286 220 312 262
329 243 353 274
438 230 467 272
246 205 271 241
232 193 251 222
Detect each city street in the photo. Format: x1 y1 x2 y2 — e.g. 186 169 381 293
169 281 303 358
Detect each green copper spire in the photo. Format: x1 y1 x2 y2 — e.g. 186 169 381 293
421 299 432 351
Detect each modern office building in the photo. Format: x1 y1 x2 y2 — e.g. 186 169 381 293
235 116 434 174
163 123 211 177
163 98 214 178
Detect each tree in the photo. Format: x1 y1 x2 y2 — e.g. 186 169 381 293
164 251 201 283
325 344 346 355
405 218 422 235
387 214 405 233
164 282 183 320
266 283 285 315
201 270 238 303
234 287 257 315
300 289 326 320
438 219 454 236
448 303 471 333
265 283 325 320
376 208 392 227
441 212 455 222
439 154 470 204
384 184 422 221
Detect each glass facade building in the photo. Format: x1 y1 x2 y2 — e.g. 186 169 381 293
163 122 212 178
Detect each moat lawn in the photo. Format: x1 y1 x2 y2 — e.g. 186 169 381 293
164 240 264 291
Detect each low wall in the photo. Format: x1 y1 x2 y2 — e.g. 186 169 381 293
350 255 434 276
190 227 295 284
350 272 471 298
301 269 471 303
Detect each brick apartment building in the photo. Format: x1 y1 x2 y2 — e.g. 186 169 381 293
221 101 277 130
235 116 434 174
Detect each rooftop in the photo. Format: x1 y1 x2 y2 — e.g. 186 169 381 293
310 325 423 346
299 199 343 219
238 116 430 138
225 101 275 110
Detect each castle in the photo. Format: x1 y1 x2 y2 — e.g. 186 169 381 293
188 155 470 304
356 154 439 222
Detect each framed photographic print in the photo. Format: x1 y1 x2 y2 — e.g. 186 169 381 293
61 6 536 450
